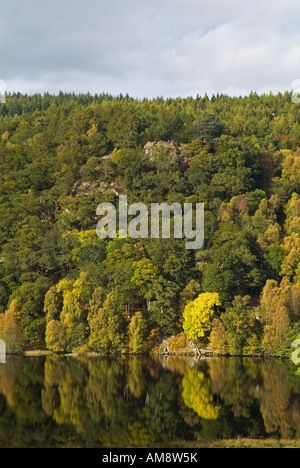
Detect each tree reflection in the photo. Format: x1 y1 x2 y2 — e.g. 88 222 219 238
0 356 300 446
182 369 220 420
259 361 292 438
218 359 261 419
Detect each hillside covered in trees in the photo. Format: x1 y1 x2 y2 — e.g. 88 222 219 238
0 91 300 356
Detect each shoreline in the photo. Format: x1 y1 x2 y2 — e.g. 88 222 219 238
20 350 289 360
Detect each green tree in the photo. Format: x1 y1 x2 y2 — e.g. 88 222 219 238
193 114 224 144
131 258 159 309
202 223 261 303
10 276 51 348
44 286 63 323
221 296 261 355
88 292 126 353
149 276 180 335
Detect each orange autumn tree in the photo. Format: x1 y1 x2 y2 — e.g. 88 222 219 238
0 300 24 354
209 318 229 355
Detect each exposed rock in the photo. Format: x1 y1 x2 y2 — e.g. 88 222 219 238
99 180 123 196
71 178 123 197
72 180 96 195
143 140 191 169
99 153 114 162
143 140 181 163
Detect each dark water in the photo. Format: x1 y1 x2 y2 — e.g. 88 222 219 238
0 355 300 447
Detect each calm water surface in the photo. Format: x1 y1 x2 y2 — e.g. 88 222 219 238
0 355 300 447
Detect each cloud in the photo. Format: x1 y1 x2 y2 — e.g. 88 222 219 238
156 0 300 97
1 0 300 98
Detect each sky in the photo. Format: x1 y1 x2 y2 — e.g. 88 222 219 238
0 0 300 99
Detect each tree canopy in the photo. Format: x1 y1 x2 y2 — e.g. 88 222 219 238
0 90 300 356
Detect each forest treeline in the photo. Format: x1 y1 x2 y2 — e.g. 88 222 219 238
0 91 300 356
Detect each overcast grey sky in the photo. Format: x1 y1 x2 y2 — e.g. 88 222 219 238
1 0 300 98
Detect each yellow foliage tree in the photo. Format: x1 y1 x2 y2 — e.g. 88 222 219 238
46 273 89 352
280 232 300 278
218 194 249 222
282 152 300 185
285 193 300 235
127 311 147 354
183 292 221 342
45 320 68 353
260 278 291 354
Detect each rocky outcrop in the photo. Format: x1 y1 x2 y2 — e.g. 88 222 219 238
72 180 97 195
143 140 191 170
99 180 123 196
72 179 123 196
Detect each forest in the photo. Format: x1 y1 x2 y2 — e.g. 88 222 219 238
0 90 300 357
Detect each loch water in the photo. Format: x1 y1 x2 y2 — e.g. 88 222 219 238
0 355 300 447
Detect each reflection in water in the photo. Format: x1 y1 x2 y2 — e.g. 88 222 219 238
182 369 220 420
1 356 300 447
